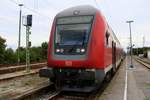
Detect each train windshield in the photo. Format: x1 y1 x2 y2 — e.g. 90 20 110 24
55 16 93 46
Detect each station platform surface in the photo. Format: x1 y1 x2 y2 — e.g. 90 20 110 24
100 56 150 100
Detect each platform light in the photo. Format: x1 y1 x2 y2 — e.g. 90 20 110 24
126 20 134 68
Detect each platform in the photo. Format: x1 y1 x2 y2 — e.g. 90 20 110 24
99 56 150 100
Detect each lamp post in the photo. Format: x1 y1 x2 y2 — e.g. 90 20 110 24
143 36 145 54
17 3 23 65
126 20 134 68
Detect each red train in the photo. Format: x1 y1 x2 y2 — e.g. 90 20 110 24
40 5 123 92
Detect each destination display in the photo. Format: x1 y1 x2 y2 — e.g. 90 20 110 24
57 16 93 24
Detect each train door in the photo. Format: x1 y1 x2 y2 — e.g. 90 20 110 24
112 41 116 72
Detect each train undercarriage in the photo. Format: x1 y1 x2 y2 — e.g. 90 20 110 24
39 67 111 92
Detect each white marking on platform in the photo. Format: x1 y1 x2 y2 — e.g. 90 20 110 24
123 58 128 100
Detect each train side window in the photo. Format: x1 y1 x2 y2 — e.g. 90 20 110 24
106 31 110 46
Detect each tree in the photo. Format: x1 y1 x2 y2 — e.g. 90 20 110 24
30 46 42 62
4 48 17 64
0 36 6 64
19 47 26 63
41 42 48 59
133 47 150 58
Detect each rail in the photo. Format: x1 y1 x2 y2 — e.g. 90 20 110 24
0 63 46 81
134 57 150 69
12 82 54 100
47 91 62 100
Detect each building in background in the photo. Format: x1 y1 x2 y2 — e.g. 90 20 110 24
147 50 150 59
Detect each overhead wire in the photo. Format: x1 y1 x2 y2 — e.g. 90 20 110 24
24 5 50 18
0 0 19 22
34 0 38 9
10 0 18 5
42 0 59 11
8 0 51 19
94 0 100 8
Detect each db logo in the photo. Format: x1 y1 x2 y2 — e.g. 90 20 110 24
65 61 72 66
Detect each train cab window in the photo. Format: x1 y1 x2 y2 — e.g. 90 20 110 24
54 16 94 54
56 24 91 46
106 31 110 46
55 16 94 46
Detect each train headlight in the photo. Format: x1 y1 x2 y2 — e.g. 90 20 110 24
81 48 85 53
56 49 60 52
60 48 64 53
76 48 80 53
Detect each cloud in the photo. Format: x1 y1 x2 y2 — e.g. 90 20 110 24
0 0 150 50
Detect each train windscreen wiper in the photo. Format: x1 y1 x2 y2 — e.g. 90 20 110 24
82 35 86 46
69 41 80 52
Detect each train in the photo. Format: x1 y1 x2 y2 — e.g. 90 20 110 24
39 5 124 92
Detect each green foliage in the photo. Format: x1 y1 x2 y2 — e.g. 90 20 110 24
4 48 17 64
0 36 6 64
133 47 150 58
0 35 48 65
19 47 26 63
132 48 143 55
41 42 48 59
18 42 48 63
30 47 42 62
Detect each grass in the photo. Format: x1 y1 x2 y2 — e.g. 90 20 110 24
144 96 150 100
98 95 105 100
145 83 150 89
22 79 35 86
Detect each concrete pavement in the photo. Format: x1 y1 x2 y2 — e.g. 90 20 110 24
99 57 150 100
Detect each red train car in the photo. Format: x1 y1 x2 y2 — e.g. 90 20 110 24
40 5 123 92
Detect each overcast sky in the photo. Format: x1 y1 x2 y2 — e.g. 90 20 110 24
0 0 150 50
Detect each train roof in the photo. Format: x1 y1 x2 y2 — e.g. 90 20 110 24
55 5 122 49
56 5 98 17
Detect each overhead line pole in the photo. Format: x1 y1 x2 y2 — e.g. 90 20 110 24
18 4 23 65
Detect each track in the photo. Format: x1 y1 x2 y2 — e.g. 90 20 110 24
134 56 150 69
47 77 116 100
6 57 144 100
12 81 52 100
0 62 46 74
46 90 62 100
48 60 124 100
50 91 92 100
0 62 46 81
0 61 124 100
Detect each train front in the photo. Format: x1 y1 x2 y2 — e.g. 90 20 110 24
40 6 105 92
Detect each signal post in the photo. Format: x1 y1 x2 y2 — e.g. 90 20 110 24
23 15 32 72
